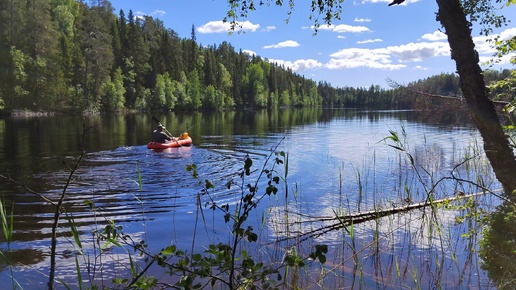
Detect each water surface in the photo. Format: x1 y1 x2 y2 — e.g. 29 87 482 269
0 109 498 288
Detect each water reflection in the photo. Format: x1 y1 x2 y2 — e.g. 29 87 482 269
0 248 45 271
0 109 499 288
479 202 516 289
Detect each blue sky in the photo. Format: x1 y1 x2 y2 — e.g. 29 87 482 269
108 0 516 88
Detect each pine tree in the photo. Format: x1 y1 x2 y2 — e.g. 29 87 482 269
23 0 60 110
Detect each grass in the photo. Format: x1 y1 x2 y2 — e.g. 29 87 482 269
0 199 16 290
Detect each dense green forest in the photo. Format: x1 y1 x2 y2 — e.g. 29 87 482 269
0 0 513 113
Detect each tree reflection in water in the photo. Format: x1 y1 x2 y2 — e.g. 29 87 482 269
480 202 516 289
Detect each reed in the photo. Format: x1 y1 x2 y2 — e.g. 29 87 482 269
0 199 16 290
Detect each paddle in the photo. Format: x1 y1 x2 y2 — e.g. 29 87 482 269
152 115 182 146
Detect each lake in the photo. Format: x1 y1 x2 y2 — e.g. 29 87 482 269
0 108 502 289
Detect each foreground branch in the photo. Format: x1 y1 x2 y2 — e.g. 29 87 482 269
48 127 91 290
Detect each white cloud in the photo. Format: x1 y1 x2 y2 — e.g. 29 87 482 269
134 11 146 21
357 38 383 44
264 26 514 74
129 10 165 20
326 41 449 70
473 35 495 55
471 28 516 56
198 20 260 34
499 27 516 41
473 28 516 65
264 26 276 32
421 31 447 41
328 47 405 70
414 65 429 70
388 41 450 62
317 24 370 33
268 59 323 71
354 18 371 23
481 53 516 66
263 40 300 49
242 50 256 56
151 10 166 16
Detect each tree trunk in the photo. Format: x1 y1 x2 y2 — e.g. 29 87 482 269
435 0 516 199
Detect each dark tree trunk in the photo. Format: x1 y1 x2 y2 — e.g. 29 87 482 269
436 0 516 199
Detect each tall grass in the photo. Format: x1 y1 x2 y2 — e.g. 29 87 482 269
0 199 16 290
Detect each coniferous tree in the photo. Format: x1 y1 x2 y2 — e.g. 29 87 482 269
141 16 165 88
1 0 498 113
188 24 197 73
188 69 202 109
203 48 216 87
116 9 127 69
0 0 25 108
25 0 64 109
51 0 81 107
127 13 150 108
168 29 184 82
78 1 114 111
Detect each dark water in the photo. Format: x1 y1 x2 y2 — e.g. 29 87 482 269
0 109 500 288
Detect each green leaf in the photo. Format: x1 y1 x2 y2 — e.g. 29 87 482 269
161 245 177 255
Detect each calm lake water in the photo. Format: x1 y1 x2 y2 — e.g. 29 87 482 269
0 109 502 289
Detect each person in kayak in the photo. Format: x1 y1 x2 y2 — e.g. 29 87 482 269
152 125 174 143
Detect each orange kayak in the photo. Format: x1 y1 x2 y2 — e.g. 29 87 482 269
147 134 192 149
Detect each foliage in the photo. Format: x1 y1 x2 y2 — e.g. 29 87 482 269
0 0 326 112
170 150 327 289
0 0 429 113
490 42 516 117
28 146 326 289
225 0 344 32
461 0 510 36
100 67 125 111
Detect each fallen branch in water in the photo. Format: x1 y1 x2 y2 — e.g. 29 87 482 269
275 189 500 243
387 78 509 106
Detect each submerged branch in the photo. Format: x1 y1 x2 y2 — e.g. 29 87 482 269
276 190 497 243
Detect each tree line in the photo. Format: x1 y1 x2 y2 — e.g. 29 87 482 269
0 0 513 114
0 0 332 112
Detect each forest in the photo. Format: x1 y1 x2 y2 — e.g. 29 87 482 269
0 0 513 113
